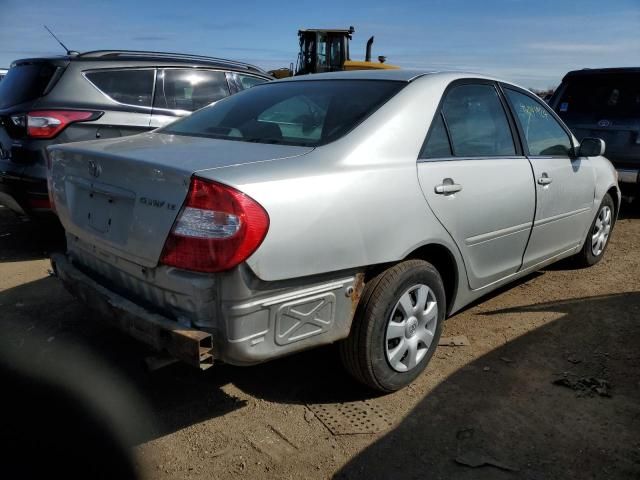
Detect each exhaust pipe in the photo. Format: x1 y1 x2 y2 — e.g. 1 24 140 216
365 36 374 62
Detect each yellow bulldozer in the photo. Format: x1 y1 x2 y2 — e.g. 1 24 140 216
270 26 398 79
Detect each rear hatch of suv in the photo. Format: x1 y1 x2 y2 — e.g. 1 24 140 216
551 69 640 173
0 59 68 163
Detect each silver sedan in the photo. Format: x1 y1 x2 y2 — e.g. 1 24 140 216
48 69 619 392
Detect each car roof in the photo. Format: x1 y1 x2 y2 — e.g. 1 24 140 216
272 68 512 85
11 50 271 76
562 67 640 80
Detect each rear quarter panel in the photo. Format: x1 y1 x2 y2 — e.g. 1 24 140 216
195 75 469 290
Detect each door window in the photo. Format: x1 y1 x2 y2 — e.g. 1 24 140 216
85 69 154 107
505 88 572 156
442 84 516 157
420 113 452 158
232 73 268 91
154 69 230 112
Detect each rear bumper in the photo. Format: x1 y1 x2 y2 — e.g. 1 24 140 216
51 249 362 368
51 253 215 370
616 168 639 185
0 167 51 215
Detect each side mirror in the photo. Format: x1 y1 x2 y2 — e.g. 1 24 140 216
577 137 606 157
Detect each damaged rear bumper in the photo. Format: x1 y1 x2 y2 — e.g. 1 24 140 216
51 251 364 370
50 253 214 370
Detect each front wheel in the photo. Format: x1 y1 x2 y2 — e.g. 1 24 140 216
574 193 615 267
339 260 445 393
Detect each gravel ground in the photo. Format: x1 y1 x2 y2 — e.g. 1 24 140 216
1 204 639 479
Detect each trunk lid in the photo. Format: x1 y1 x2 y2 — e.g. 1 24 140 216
49 132 313 267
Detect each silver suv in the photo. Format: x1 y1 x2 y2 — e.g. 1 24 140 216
48 70 619 392
0 51 271 216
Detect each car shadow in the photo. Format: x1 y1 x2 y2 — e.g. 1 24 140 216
334 292 640 479
0 276 247 443
619 200 640 220
0 207 65 262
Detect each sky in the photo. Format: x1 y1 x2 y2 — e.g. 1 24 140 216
0 0 638 89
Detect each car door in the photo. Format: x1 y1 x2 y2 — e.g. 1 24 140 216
150 68 231 128
418 81 536 290
503 87 594 267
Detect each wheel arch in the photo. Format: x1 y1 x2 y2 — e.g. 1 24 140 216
607 185 620 218
404 243 458 316
360 243 461 316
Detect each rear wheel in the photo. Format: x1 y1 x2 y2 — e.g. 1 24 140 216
340 260 445 393
574 193 615 267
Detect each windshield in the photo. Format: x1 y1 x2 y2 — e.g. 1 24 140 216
556 73 640 119
0 63 57 109
160 79 405 147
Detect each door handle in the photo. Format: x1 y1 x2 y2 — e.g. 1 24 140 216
537 174 553 186
434 179 463 195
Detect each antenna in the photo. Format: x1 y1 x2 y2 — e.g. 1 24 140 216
43 25 78 55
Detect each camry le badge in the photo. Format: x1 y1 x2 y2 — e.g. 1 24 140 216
88 159 101 178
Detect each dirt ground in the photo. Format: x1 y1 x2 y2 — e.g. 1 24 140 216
1 203 639 479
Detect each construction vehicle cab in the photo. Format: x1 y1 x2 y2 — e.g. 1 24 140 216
296 27 353 75
269 26 398 78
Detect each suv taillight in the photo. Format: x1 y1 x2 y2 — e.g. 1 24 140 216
26 110 99 139
160 177 269 273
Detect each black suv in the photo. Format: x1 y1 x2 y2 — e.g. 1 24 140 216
0 51 272 215
550 67 640 199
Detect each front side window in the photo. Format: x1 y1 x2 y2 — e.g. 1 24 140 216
85 69 154 107
506 88 572 156
160 80 405 147
154 69 229 112
441 84 516 157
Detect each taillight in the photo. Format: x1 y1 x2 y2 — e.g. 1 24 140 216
26 110 99 139
160 177 269 273
26 197 51 210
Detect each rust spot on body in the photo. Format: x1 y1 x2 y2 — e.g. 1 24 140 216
350 273 366 317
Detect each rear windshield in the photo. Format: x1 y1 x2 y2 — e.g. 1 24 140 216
0 63 57 109
556 73 640 118
160 79 405 147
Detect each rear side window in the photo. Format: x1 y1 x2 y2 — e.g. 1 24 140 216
442 84 515 157
160 80 405 147
555 73 640 118
506 88 572 156
0 63 57 109
85 69 154 107
232 73 268 91
154 69 230 112
420 113 452 158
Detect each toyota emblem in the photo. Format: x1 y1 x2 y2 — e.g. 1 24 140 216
597 119 611 127
88 159 101 178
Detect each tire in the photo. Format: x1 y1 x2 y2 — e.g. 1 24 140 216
339 260 445 393
573 193 615 268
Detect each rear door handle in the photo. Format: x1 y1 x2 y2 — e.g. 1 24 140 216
537 174 553 186
434 180 463 195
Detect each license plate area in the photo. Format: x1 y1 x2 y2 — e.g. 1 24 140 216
87 191 113 233
66 177 135 245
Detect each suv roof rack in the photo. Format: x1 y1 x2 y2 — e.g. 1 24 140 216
77 50 268 74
